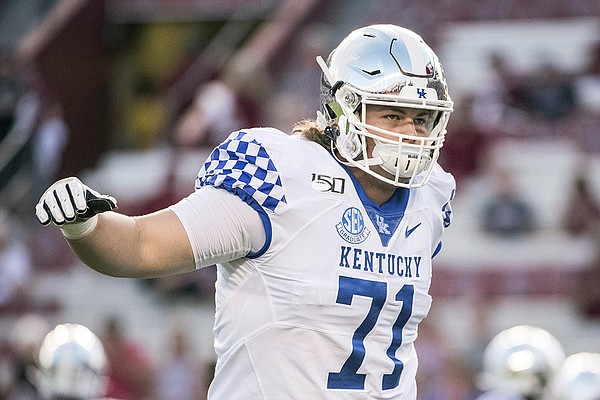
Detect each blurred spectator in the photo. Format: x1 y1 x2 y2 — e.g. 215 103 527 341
173 76 254 149
1 314 50 400
144 267 216 303
154 325 209 400
415 319 451 400
470 52 528 138
440 94 489 184
521 61 577 137
100 316 155 400
480 169 536 237
0 68 40 205
0 48 20 141
431 354 481 400
465 296 496 375
486 52 528 111
0 207 32 311
31 99 68 200
562 172 600 237
416 319 481 400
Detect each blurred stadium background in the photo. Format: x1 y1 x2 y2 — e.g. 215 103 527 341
1 0 600 398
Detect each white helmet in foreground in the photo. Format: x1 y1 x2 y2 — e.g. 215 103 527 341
317 24 453 188
36 323 107 399
478 325 565 399
552 352 600 400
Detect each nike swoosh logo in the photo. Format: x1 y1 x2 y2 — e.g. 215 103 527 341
405 223 422 238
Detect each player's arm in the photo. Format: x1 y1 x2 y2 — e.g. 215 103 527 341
72 209 194 278
36 177 194 278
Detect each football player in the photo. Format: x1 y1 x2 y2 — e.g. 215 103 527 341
552 352 600 400
476 325 566 400
35 323 114 400
35 24 455 399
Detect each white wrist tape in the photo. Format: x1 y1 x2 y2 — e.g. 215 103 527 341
60 215 98 240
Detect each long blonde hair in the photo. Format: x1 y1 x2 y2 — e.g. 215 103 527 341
292 119 332 150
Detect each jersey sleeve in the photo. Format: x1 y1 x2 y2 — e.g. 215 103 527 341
195 130 287 214
428 163 456 258
169 186 265 268
428 163 456 228
194 129 289 258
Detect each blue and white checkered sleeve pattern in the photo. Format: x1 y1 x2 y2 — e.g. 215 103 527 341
195 131 287 213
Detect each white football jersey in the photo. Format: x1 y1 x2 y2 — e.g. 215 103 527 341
192 127 455 399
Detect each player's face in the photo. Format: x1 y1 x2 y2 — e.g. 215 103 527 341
363 105 435 141
359 104 437 184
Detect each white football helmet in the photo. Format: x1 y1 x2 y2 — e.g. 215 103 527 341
317 24 453 188
36 323 107 399
552 352 600 400
478 325 566 399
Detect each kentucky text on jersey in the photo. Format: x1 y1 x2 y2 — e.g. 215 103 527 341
339 245 422 278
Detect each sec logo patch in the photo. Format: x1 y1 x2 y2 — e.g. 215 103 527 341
336 207 371 244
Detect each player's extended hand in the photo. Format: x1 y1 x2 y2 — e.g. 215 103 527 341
35 177 117 226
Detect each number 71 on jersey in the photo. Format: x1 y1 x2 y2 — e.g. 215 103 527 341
327 276 414 391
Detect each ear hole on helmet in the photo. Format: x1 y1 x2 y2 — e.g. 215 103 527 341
324 103 337 120
326 101 346 120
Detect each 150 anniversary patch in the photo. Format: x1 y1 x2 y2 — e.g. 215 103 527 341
310 173 345 194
